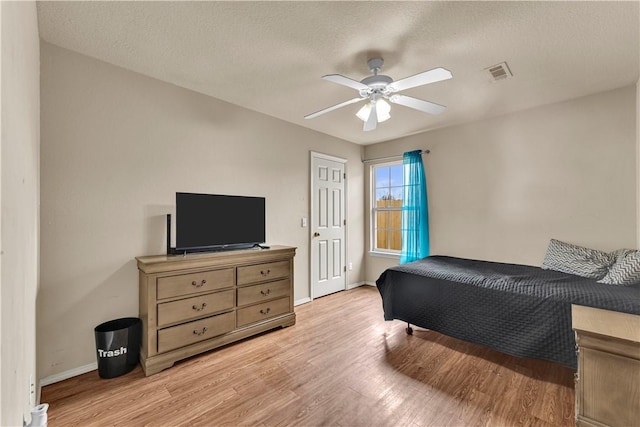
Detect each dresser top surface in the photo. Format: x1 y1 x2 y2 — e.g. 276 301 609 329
137 245 296 274
572 304 640 343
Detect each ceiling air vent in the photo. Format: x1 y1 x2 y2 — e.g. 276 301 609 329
486 61 513 82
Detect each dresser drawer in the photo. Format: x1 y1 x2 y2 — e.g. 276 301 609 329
157 268 234 300
157 289 235 327
237 260 289 285
158 311 235 353
236 297 290 327
237 279 290 307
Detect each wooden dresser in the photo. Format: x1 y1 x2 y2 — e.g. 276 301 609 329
137 245 296 376
572 305 640 426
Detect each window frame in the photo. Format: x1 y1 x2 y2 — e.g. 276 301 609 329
370 160 403 256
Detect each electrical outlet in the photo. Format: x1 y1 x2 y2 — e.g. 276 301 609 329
29 374 35 406
348 262 353 271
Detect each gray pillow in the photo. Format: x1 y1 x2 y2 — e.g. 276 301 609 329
541 239 614 280
598 249 640 286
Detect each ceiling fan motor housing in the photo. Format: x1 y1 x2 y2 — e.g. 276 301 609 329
360 74 393 88
361 57 392 94
359 74 393 98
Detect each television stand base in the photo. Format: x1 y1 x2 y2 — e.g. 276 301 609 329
253 243 270 249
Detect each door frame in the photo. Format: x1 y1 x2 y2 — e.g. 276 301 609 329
309 151 348 300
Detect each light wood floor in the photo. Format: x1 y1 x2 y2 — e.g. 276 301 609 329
41 286 575 426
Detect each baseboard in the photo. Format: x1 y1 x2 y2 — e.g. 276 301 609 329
296 282 374 305
347 281 376 289
294 297 311 306
38 362 98 402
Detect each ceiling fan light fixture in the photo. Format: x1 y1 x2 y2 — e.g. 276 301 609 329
356 103 371 122
356 99 391 123
376 98 391 122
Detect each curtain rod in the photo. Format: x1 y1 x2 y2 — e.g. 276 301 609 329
361 149 430 164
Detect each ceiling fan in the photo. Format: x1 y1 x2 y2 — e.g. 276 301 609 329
305 58 452 131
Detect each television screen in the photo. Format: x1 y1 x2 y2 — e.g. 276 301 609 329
176 192 265 252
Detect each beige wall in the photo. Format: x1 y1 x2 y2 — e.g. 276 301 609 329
365 86 637 282
39 43 364 380
1 1 40 425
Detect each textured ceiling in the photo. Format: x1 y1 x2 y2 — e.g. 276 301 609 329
37 1 639 145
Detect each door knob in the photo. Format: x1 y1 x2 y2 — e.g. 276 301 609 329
313 232 320 237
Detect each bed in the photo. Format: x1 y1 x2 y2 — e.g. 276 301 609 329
376 255 640 368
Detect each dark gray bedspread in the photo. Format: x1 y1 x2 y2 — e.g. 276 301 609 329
376 256 640 368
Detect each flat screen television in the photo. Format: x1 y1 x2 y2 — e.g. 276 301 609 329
176 192 266 253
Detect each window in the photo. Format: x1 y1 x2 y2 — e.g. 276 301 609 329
372 161 403 254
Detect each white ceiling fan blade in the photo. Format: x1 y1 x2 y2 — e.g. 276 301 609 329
322 74 370 91
387 67 452 93
363 102 377 131
389 94 447 115
304 97 366 120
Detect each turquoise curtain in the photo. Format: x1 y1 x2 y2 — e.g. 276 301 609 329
400 150 430 264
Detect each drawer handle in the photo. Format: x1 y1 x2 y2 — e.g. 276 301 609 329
260 308 271 315
193 327 208 336
191 279 207 288
260 289 271 296
192 302 208 311
260 269 271 276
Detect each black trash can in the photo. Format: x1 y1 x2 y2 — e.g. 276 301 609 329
94 317 141 379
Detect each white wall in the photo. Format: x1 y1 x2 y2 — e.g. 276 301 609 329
39 43 364 380
1 1 40 425
364 86 637 282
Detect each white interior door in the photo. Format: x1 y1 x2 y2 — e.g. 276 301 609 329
311 153 346 299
